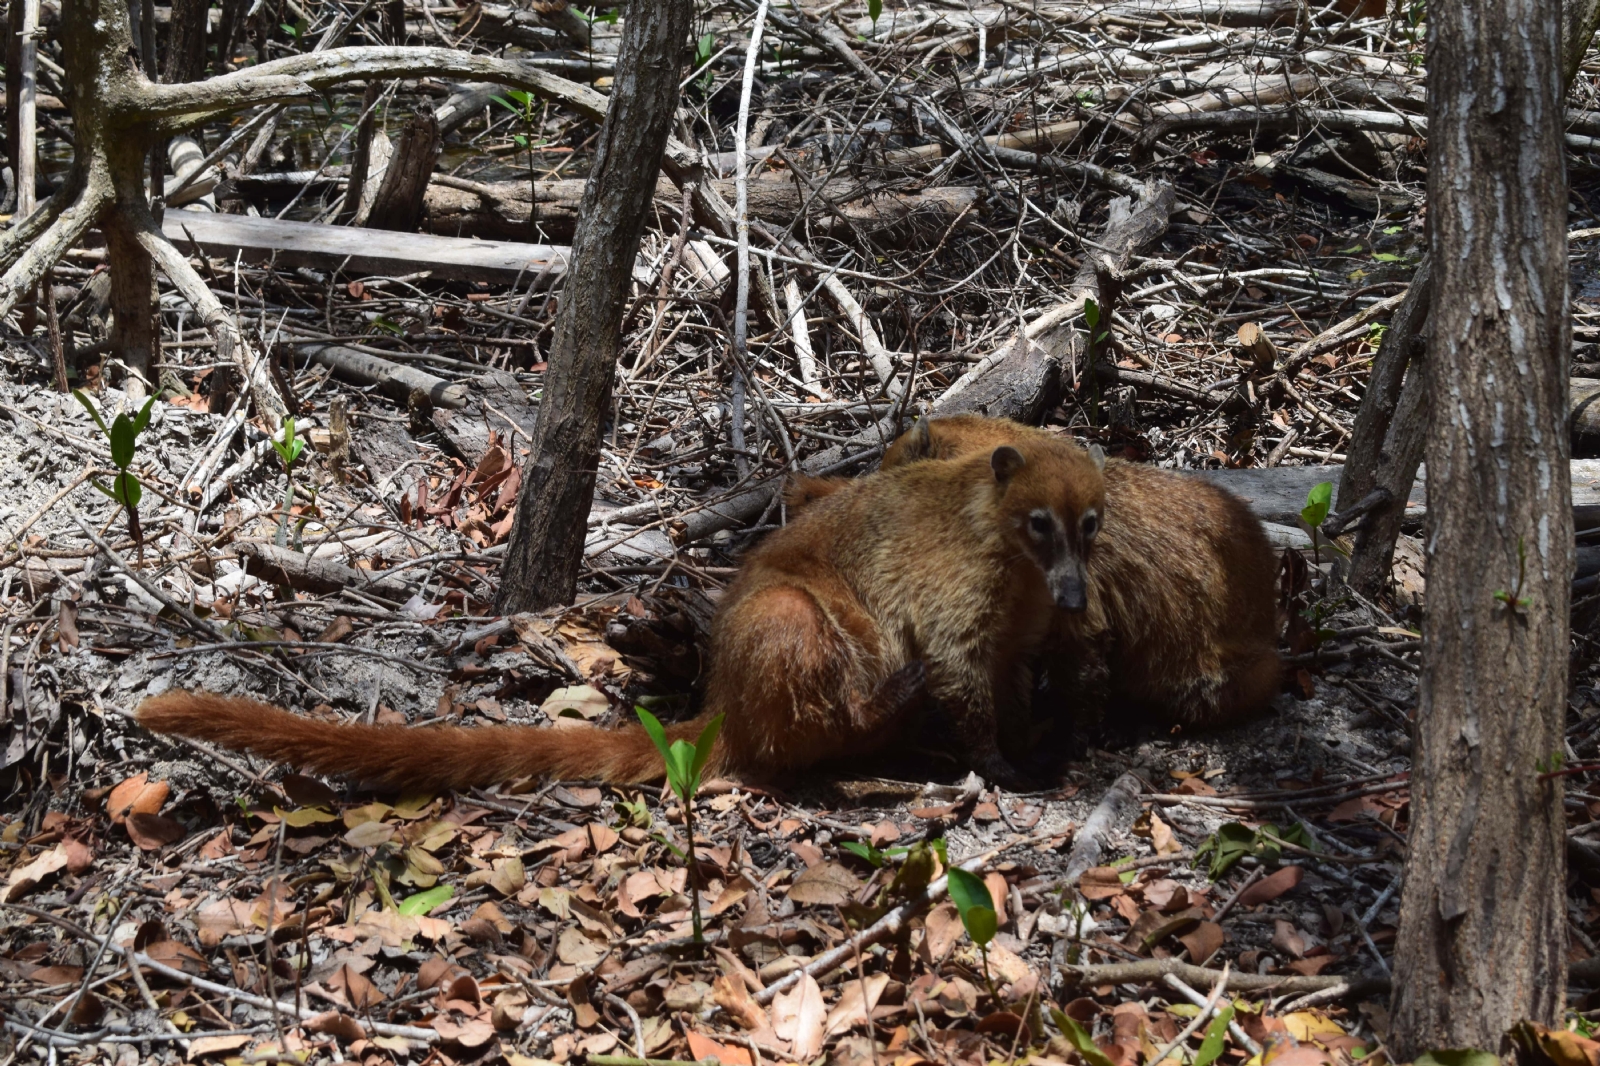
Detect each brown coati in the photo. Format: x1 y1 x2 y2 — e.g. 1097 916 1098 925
799 415 1282 730
139 435 1107 791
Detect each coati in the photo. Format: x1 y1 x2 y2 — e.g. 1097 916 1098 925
139 435 1107 791
794 415 1282 730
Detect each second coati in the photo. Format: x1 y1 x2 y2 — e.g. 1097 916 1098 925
140 434 1107 790
792 415 1282 730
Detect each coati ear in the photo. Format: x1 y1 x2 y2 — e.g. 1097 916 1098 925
991 445 1026 483
1087 444 1106 471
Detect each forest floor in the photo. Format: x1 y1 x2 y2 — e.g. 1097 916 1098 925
6 0 1600 1062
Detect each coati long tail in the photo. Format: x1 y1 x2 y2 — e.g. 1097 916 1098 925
138 691 716 790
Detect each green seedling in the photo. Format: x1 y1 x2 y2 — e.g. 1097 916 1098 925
271 417 306 549
1083 298 1114 422
74 390 155 555
945 867 1000 1001
693 32 716 95
1050 1009 1117 1066
490 89 546 233
638 707 724 949
1494 536 1533 616
1194 820 1314 879
868 0 883 30
1298 481 1347 563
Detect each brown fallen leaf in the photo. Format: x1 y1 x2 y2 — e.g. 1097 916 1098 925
686 1031 754 1066
825 972 890 1037
921 902 964 962
713 973 774 1037
5 844 68 902
771 972 826 1061
1237 865 1303 906
126 812 185 851
142 939 208 975
568 972 599 1028
1271 919 1308 959
1177 921 1224 965
304 1011 365 1042
1079 866 1127 900
431 1015 497 1049
788 861 863 906
107 772 169 825
329 963 384 1009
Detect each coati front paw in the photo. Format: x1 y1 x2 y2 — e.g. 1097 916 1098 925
971 751 1038 793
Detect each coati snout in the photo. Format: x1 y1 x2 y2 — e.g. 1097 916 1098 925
991 442 1106 613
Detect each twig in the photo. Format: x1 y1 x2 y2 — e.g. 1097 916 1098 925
1149 962 1230 1064
1164 973 1263 1057
65 503 225 641
1060 772 1144 889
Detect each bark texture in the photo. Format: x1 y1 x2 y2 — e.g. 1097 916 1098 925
496 0 693 613
1388 0 1571 1050
363 103 439 232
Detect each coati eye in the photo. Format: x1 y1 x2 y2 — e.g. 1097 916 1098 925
1082 512 1100 539
1029 513 1052 538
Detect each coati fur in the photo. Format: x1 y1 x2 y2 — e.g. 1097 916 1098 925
139 435 1107 791
798 415 1282 730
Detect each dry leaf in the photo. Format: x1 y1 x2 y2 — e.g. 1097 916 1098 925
788 861 862 906
686 1031 753 1066
5 844 68 901
107 773 169 825
304 1011 365 1042
329 963 384 1008
771 973 826 1060
713 973 771 1035
126 812 185 851
921 902 964 961
1177 921 1224 965
1271 919 1308 959
556 926 607 966
825 972 890 1037
1079 866 1127 900
1239 866 1304 906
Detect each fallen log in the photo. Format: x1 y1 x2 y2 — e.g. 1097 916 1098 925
161 211 569 284
299 343 470 409
423 175 977 243
235 541 417 598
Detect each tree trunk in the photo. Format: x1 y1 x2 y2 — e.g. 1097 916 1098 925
1339 256 1431 597
1388 0 1571 1051
162 0 209 82
363 102 439 232
339 80 382 223
496 0 693 613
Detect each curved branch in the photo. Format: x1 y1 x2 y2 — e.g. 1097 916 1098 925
131 206 289 429
148 47 607 127
133 74 316 128
0 173 113 320
0 164 88 276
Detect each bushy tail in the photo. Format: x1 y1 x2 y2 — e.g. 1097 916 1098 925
138 690 719 791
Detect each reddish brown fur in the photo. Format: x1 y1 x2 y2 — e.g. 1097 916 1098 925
140 435 1106 789
879 415 1281 727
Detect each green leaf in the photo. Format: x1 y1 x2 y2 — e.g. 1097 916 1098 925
109 414 136 469
636 706 672 765
696 31 714 61
666 738 697 801
842 841 885 867
867 0 882 22
690 713 724 788
1191 1005 1236 1066
73 389 109 436
1050 1010 1118 1066
1084 298 1100 330
397 884 455 916
1371 252 1404 262
90 479 118 501
131 396 156 435
121 473 141 509
1301 481 1333 529
945 867 996 947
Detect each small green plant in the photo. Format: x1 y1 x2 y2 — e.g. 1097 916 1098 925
1194 820 1314 879
693 32 716 95
637 707 724 949
1494 536 1533 616
1191 1004 1237 1066
868 0 883 30
1049 1009 1117 1066
1083 298 1114 422
945 867 1000 1000
271 417 306 549
74 390 155 553
1299 480 1347 563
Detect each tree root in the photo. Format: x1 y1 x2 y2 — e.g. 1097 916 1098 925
0 173 112 318
133 204 288 426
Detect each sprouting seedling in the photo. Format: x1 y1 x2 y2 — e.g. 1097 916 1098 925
271 417 306 549
1300 480 1333 564
868 0 883 32
693 33 716 95
1494 536 1533 617
945 867 1000 1001
74 390 155 556
638 707 725 949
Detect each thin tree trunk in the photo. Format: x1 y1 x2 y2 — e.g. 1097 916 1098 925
496 0 693 613
1388 0 1571 1051
363 102 439 232
339 80 382 223
163 0 209 82
1339 256 1431 597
